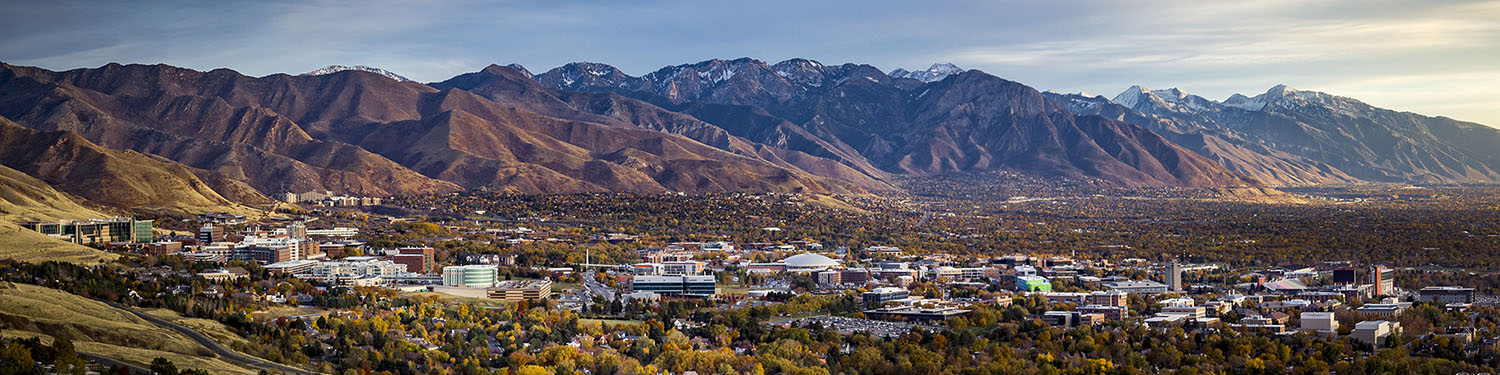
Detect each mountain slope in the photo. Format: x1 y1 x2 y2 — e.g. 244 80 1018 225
0 117 267 215
433 65 892 190
536 58 1256 187
0 162 120 265
1046 91 1359 186
1080 85 1500 184
0 62 463 197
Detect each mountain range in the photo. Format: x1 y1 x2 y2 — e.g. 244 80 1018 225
0 58 1496 214
1047 84 1500 185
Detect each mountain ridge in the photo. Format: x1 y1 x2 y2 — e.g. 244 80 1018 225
1052 84 1500 185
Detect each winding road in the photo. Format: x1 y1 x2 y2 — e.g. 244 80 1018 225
108 302 319 375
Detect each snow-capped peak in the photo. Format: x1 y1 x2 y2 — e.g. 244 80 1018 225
302 65 411 82
1222 93 1266 110
888 63 966 83
1112 85 1219 113
1111 85 1150 108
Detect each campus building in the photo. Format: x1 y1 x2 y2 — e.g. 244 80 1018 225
442 265 499 288
631 275 717 297
1418 286 1476 304
487 279 553 301
862 287 911 308
21 217 153 244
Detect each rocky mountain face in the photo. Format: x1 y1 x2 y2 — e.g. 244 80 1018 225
535 58 1257 187
7 56 1490 213
1051 85 1500 185
0 61 884 205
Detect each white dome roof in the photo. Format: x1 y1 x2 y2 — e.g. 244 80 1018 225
781 253 840 268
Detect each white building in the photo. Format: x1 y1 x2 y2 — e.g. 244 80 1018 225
299 259 407 283
442 265 500 288
1353 320 1400 346
1104 280 1169 294
1301 312 1337 333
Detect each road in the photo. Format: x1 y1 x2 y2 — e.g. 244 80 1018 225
82 353 148 374
581 270 616 304
109 302 319 375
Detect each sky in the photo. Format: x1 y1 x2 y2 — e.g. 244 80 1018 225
2 0 1498 125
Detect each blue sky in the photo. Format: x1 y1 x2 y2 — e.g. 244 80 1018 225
3 0 1497 125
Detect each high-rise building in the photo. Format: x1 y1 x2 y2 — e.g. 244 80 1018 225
1332 268 1358 284
198 224 223 244
1168 261 1183 292
1372 265 1396 296
286 222 307 240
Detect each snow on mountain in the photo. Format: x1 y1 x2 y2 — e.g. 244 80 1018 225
1112 85 1219 113
301 65 412 82
1222 93 1264 110
505 64 533 79
888 63 965 83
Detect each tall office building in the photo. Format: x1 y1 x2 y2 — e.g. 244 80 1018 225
1372 265 1395 296
199 224 224 244
1168 261 1183 292
1332 268 1358 284
286 222 307 240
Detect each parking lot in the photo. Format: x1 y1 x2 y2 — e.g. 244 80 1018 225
773 315 933 338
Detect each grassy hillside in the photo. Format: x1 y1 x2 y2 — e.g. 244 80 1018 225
0 164 118 264
0 283 255 374
141 308 252 350
0 118 268 217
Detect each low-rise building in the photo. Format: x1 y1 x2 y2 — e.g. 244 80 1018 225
632 275 717 297
1418 286 1476 304
1015 276 1052 292
1353 320 1401 346
1161 305 1208 319
863 287 910 308
264 260 319 275
442 265 499 288
864 306 971 322
1300 312 1337 334
1104 280 1169 294
1355 303 1407 318
20 217 153 244
1078 305 1127 320
488 279 552 301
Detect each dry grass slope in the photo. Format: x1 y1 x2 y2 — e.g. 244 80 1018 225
0 164 118 264
0 283 255 374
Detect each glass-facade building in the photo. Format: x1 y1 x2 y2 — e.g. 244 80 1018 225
442 265 499 288
19 217 153 244
632 275 717 297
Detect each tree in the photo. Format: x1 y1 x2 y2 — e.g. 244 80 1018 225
52 337 85 375
150 357 179 375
